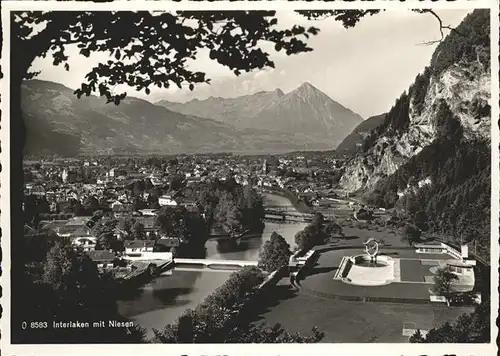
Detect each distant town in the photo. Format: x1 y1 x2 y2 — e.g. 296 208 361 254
22 151 356 262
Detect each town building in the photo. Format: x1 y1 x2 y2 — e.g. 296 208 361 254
159 194 177 206
124 240 156 256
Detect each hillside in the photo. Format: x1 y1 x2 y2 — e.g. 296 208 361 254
157 82 363 146
157 89 285 126
339 10 491 258
21 80 334 156
335 113 386 154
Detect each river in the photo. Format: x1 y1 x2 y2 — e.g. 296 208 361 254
117 193 307 337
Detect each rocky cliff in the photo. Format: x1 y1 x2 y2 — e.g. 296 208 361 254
339 10 490 194
338 10 491 258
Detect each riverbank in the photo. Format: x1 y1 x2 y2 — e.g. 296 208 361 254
263 187 315 214
117 193 307 336
119 192 488 342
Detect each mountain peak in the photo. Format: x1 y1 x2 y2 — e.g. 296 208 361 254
299 81 315 89
290 82 324 99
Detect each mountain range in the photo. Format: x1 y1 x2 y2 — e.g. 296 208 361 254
157 82 363 142
21 80 364 156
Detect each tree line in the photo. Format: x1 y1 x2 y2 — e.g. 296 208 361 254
410 298 490 343
187 179 266 237
151 266 324 343
295 213 344 251
366 128 490 258
256 214 343 274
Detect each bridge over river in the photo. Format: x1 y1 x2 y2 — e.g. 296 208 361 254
174 258 258 268
264 205 315 223
119 193 308 336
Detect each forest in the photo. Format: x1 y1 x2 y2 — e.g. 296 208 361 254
365 103 490 259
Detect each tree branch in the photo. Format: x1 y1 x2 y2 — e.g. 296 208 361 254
416 9 467 46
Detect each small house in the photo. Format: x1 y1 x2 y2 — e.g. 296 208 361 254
88 250 116 269
138 209 158 217
72 236 97 252
159 195 177 207
135 216 158 237
31 184 46 197
124 240 156 256
109 168 127 178
111 200 135 213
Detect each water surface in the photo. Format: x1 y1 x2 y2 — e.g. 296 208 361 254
118 194 307 335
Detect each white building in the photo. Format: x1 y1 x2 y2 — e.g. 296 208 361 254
71 236 97 252
159 195 178 207
139 209 159 216
123 240 155 257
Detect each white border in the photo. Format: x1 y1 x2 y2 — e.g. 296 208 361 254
1 1 498 356
0 0 496 11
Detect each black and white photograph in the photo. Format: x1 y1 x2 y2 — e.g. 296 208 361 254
0 0 498 353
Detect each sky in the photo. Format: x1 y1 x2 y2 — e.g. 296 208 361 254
30 9 472 119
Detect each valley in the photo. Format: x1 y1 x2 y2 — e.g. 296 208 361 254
12 7 493 347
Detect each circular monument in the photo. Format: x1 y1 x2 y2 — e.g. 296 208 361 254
339 239 396 286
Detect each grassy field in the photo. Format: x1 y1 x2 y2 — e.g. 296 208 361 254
255 285 473 342
252 225 475 342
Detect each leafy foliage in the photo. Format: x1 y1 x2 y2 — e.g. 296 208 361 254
431 266 459 297
12 241 146 343
192 180 265 236
91 215 119 250
401 224 421 246
131 221 146 240
322 222 344 241
413 210 429 231
410 67 432 116
410 299 490 343
258 232 292 272
294 213 326 250
12 10 377 104
152 265 324 343
154 205 208 257
366 135 490 258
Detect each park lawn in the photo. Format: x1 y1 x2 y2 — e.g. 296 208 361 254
255 290 473 343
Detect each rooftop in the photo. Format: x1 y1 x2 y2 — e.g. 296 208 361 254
88 250 116 262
